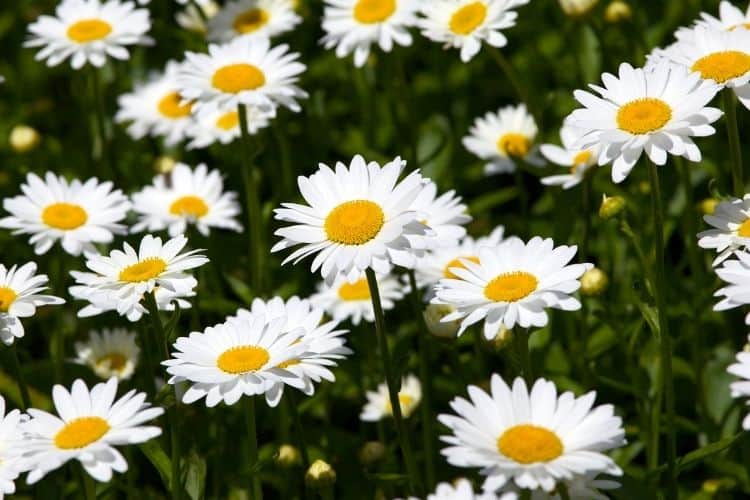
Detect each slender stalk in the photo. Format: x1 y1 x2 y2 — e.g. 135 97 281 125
581 173 593 261
511 328 532 384
78 465 96 500
487 47 538 123
286 391 311 468
646 160 677 500
89 67 116 180
514 167 529 227
237 103 265 294
10 348 31 410
365 269 422 495
243 397 263 500
724 90 744 196
558 484 572 500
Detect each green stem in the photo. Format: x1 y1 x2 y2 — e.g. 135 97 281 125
243 397 263 500
89 67 116 180
10 347 31 410
78 464 96 500
646 160 677 500
514 167 529 228
238 103 265 294
364 269 422 495
558 484 572 500
286 391 311 469
487 47 538 124
512 329 532 384
581 173 593 261
724 89 744 196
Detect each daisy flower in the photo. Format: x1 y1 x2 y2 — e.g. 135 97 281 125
463 104 543 175
131 163 242 237
0 172 130 256
432 237 591 338
0 396 25 499
163 312 311 407
25 0 151 69
495 472 620 499
321 0 420 67
310 271 404 325
272 154 429 285
0 262 64 346
74 328 140 380
115 60 195 147
688 0 750 33
540 124 600 190
566 60 722 183
178 36 307 113
697 194 750 265
360 374 421 421
439 375 625 493
19 378 163 483
728 335 750 430
423 478 497 500
713 251 750 324
408 180 471 253
418 0 529 62
208 0 301 43
186 104 274 149
177 1 220 34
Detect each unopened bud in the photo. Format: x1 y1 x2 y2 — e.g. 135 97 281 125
699 198 719 215
306 459 336 489
9 125 41 153
154 155 177 174
605 1 631 23
276 444 301 468
558 0 598 17
358 441 386 466
581 267 608 296
599 195 626 219
423 303 461 338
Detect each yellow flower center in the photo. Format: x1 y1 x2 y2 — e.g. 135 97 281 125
217 345 270 374
233 8 270 33
216 111 240 130
729 23 750 31
449 2 487 35
443 256 480 279
119 258 168 283
211 64 266 94
324 200 385 245
484 271 538 302
353 0 396 23
66 19 112 43
738 219 750 238
41 202 88 230
96 352 128 372
497 133 531 158
169 195 209 218
691 50 750 84
385 394 414 414
338 278 371 301
54 417 110 450
278 359 301 369
157 91 193 119
569 150 593 175
0 287 17 313
616 98 672 135
497 424 564 464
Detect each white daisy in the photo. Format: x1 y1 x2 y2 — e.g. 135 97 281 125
685 0 750 33
423 478 497 500
74 328 140 380
697 194 750 265
310 271 404 325
0 172 130 256
321 0 420 67
463 104 543 175
208 0 301 43
432 237 591 338
0 396 25 499
495 472 620 499
540 124 600 190
131 163 242 237
115 60 195 147
162 312 311 407
439 375 625 493
408 180 471 255
272 154 429 285
360 374 421 421
19 378 163 483
0 262 64 346
176 1 220 34
566 60 722 183
713 251 750 325
178 36 307 113
728 335 750 430
418 0 529 63
186 103 274 149
25 0 151 69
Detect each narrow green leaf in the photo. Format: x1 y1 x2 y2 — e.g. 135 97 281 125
139 440 172 489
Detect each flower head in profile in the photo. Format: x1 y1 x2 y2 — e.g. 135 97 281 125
439 375 624 493
540 124 600 190
25 0 151 69
418 0 529 62
0 396 25 498
0 262 64 346
186 104 274 149
272 154 430 285
683 0 750 34
361 374 421 421
407 180 471 256
177 0 220 34
698 194 750 265
311 271 404 325
713 251 750 325
19 378 163 483
463 104 543 175
74 328 140 380
208 0 301 43
432 237 591 338
566 61 721 183
0 172 130 256
728 334 750 430
321 0 420 67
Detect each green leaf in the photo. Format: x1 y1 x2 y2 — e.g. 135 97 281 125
139 440 172 490
164 300 182 343
183 450 207 500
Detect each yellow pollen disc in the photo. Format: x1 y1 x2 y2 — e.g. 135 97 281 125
157 92 193 119
66 19 112 43
169 195 209 218
449 2 488 35
233 8 270 33
217 345 270 374
497 424 564 464
0 287 17 313
616 98 672 135
386 394 414 414
338 278 371 301
96 352 127 371
569 150 593 175
497 133 531 158
211 64 266 93
42 202 88 230
729 23 750 31
353 0 396 23
119 258 167 283
278 359 301 369
324 200 385 245
443 256 480 279
738 219 750 238
691 50 750 84
54 417 110 450
484 271 538 302
216 111 240 130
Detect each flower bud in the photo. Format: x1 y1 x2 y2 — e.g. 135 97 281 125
580 267 608 296
276 444 301 468
558 0 598 17
699 198 719 215
154 155 177 174
305 459 336 490
9 125 41 153
423 303 461 338
358 441 386 466
599 195 626 219
605 1 632 23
